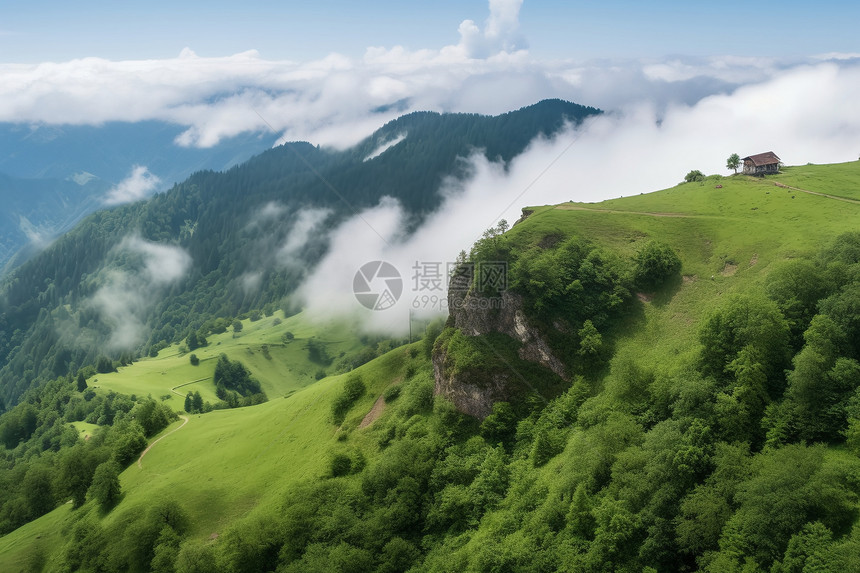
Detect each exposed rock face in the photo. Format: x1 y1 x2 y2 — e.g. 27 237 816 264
449 289 568 381
432 271 569 419
432 351 510 419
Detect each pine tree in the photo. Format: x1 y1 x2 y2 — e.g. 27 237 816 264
192 391 203 413
184 392 193 413
76 372 88 392
531 429 556 467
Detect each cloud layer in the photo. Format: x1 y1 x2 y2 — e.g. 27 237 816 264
2 1 851 152
7 0 858 339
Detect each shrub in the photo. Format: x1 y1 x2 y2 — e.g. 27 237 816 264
383 385 402 403
330 454 352 477
96 356 115 374
423 319 445 359
633 241 682 290
189 354 199 366
186 331 206 351
685 169 705 183
332 376 366 424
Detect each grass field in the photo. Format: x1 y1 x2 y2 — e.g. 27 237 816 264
69 421 100 441
2 161 858 568
510 162 860 369
0 504 74 572
93 310 368 404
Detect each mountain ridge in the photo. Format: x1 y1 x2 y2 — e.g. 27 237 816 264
0 98 601 405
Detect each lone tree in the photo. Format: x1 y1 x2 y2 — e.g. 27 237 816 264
89 460 121 511
727 153 741 174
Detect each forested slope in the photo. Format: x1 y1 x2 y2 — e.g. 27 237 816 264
0 99 599 405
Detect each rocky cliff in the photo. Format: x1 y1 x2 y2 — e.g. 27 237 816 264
432 267 569 419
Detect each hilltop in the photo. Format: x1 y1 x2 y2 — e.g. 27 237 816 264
1 160 859 571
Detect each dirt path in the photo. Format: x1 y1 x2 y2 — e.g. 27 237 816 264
359 396 386 429
170 377 211 397
554 205 735 219
554 205 694 217
137 415 189 469
773 182 860 205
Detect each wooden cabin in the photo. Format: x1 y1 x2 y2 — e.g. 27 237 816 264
742 151 780 175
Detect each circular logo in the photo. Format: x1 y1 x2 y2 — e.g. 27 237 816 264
353 261 403 311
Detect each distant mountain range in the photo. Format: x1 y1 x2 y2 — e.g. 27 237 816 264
0 121 276 273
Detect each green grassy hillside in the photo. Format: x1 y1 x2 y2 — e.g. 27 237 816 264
512 164 860 360
2 161 859 572
93 311 365 403
0 335 418 571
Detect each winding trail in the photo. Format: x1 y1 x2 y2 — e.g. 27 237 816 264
137 415 189 469
773 182 860 205
170 377 211 397
553 205 738 220
555 205 695 217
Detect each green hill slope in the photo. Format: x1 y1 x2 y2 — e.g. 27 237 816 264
510 164 860 359
0 332 419 571
92 311 369 403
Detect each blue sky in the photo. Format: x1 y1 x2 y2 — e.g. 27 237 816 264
2 0 858 62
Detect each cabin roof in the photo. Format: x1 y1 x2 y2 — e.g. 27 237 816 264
742 151 780 166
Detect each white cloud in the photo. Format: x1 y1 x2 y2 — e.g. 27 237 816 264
453 0 526 59
364 132 406 161
85 236 191 350
276 208 332 266
103 165 161 205
18 215 51 250
0 0 825 151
